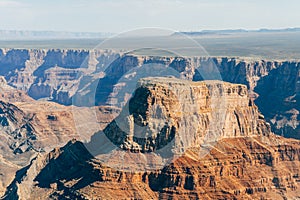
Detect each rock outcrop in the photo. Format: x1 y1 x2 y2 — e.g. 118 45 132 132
0 93 120 197
0 100 37 197
0 76 33 103
104 77 270 153
0 100 37 154
3 78 300 200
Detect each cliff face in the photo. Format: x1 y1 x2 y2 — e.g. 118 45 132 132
104 77 270 153
93 55 299 139
3 78 300 200
0 49 299 138
0 48 120 105
254 62 300 138
208 58 300 139
6 137 300 199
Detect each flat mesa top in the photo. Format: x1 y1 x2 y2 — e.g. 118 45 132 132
138 77 246 88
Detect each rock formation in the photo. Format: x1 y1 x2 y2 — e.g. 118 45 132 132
0 100 37 154
0 78 120 197
104 77 270 153
3 78 300 199
0 48 299 138
0 48 120 105
92 55 300 139
0 76 33 102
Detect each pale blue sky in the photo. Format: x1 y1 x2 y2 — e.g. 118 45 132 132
0 0 299 33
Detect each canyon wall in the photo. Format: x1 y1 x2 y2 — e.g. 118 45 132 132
0 48 299 138
0 48 120 105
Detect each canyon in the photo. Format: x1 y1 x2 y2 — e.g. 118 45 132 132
2 77 300 199
1 48 300 199
0 48 299 139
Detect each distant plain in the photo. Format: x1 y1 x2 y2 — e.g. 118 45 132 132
1 32 300 60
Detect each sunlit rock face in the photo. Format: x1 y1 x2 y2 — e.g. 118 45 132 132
104 77 270 153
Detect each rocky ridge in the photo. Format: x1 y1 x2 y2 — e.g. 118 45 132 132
0 77 120 197
0 100 119 197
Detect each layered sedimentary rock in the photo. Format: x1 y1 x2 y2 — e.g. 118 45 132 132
0 100 119 197
0 48 299 138
0 48 120 105
104 77 270 153
0 76 33 102
7 137 298 200
95 56 300 139
4 78 300 199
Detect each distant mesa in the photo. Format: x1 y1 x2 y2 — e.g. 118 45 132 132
173 27 300 36
1 28 300 40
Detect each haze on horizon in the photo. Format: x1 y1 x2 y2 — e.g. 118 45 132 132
0 0 299 33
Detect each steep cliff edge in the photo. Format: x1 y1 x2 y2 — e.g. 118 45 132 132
254 61 300 139
212 58 300 139
4 78 300 199
104 77 270 153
